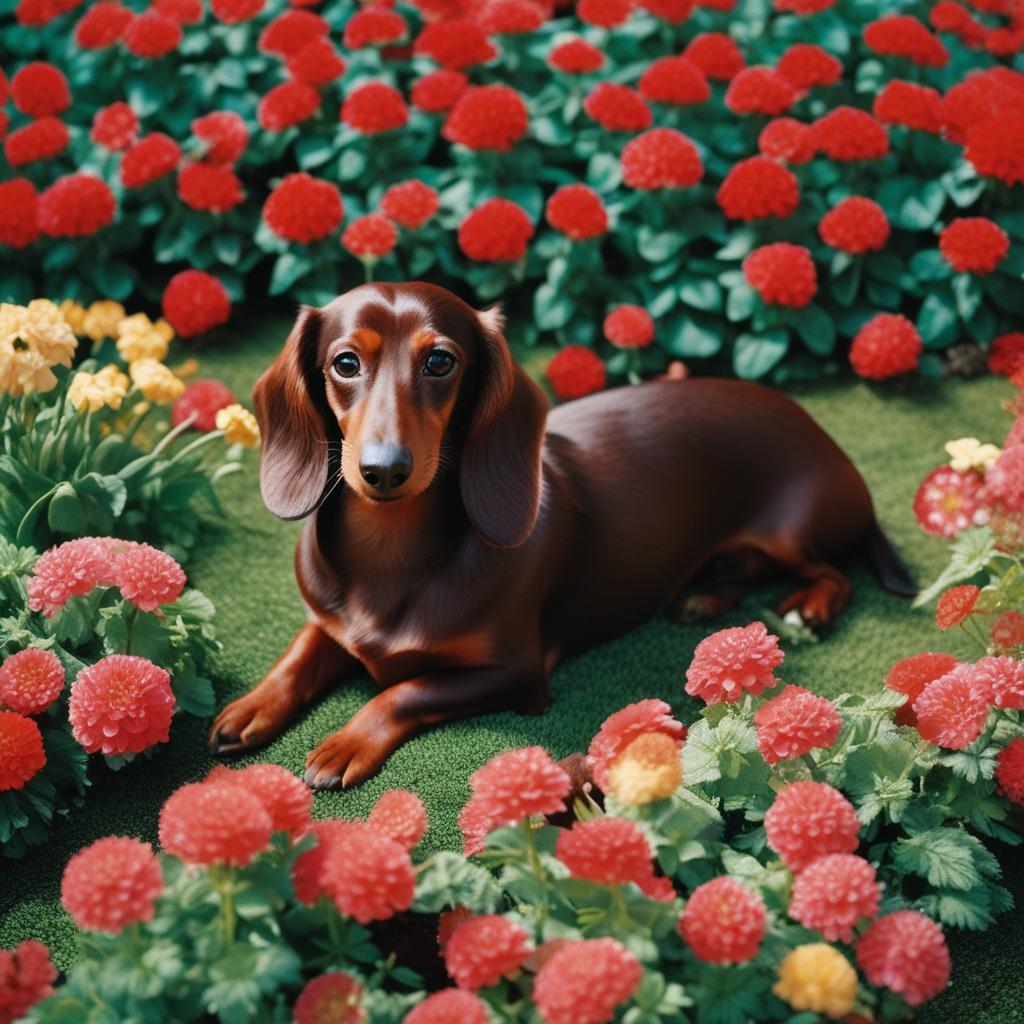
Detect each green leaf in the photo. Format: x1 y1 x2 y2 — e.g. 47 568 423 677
913 526 996 607
916 291 960 349
792 303 836 357
679 278 722 312
910 249 951 283
587 152 622 193
952 273 984 322
269 252 312 296
637 226 684 263
732 331 788 380
533 282 574 330
891 827 983 891
661 312 722 358
411 851 502 914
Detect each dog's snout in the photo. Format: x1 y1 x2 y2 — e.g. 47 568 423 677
359 443 413 494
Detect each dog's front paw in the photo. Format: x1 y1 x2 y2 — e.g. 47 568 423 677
209 687 291 756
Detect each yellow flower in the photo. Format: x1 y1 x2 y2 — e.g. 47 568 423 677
773 944 857 1020
22 299 77 368
0 345 58 397
68 364 130 412
154 318 175 344
0 304 27 346
945 437 1001 474
607 732 682 805
82 300 126 342
129 358 185 404
116 313 170 364
174 357 200 378
215 403 260 447
59 300 88 335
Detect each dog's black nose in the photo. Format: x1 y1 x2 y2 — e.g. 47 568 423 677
360 443 413 493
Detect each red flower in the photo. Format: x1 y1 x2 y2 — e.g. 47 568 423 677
604 305 654 348
264 172 343 243
287 39 347 85
153 0 202 23
814 106 889 159
458 198 534 262
912 464 987 538
758 118 815 163
717 156 799 221
546 345 607 401
583 83 651 132
776 44 842 89
0 179 40 249
577 0 632 26
342 81 408 134
258 81 320 131
864 15 949 66
789 853 881 942
556 817 656 888
177 162 244 213
639 56 709 106
996 737 1024 804
444 84 528 150
913 664 989 749
764 781 860 872
991 611 1024 652
258 8 328 55
191 111 248 164
545 184 607 241
92 102 138 150
444 915 532 989
380 179 438 230
885 652 960 727
211 0 265 23
159 779 273 866
819 196 890 253
621 127 703 189
856 911 951 1005
10 62 70 117
405 990 489 1024
0 712 46 792
38 173 115 237
987 445 1024 513
292 973 364 1024
685 621 785 703
935 585 981 631
4 117 69 167
754 685 841 764
873 80 943 133
414 19 496 69
367 788 427 850
774 0 835 11
61 836 163 933
123 11 182 58
533 938 642 1024
640 0 696 22
480 0 546 34
162 270 231 337
26 538 114 617
548 37 604 74
69 655 175 756
211 763 313 833
725 66 796 115
683 32 745 80
411 69 468 112
121 133 181 188
586 698 685 789
975 655 1024 710
172 379 237 432
942 69 1024 145
985 26 1024 57
74 1 132 48
291 820 356 904
0 940 56 1022
989 333 1024 376
930 0 971 32
743 242 817 308
0 648 65 715
678 877 766 963
849 313 921 380
321 822 416 923
939 217 1009 274
342 213 398 260
113 542 185 612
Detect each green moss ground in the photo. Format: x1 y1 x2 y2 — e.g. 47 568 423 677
1 315 1020 1022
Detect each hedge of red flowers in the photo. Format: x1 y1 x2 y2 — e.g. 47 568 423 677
1 0 1022 387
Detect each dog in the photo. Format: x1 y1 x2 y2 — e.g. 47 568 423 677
209 282 915 789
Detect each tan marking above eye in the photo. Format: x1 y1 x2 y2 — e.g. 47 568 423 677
350 328 382 353
411 330 437 353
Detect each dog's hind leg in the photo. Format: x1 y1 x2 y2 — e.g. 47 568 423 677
762 539 853 629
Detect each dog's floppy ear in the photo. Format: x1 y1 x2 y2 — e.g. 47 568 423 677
460 305 549 548
253 306 336 520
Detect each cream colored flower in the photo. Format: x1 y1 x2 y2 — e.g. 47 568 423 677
215 403 260 447
22 299 77 367
82 300 126 342
1 345 58 397
154 318 174 344
0 304 27 346
606 732 681 805
129 358 185 403
59 300 88 335
945 437 1001 474
68 364 130 412
116 313 170 364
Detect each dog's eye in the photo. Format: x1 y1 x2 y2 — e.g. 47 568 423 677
332 352 361 378
424 350 455 378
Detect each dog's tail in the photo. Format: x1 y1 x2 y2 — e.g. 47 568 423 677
864 519 917 598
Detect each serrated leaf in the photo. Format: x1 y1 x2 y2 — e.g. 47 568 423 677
913 526 996 607
891 827 983 891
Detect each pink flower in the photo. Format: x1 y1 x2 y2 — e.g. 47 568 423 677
684 622 784 704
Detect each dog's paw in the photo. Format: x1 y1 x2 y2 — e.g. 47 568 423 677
209 689 288 756
304 701 412 790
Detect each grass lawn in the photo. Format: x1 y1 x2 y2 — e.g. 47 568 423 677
1 314 1020 1023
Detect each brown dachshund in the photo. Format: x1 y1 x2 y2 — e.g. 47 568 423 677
209 282 914 789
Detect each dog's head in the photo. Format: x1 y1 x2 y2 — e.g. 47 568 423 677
253 282 549 547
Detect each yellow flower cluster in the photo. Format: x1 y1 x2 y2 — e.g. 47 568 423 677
116 313 174 364
0 300 78 397
80 300 125 343
68 365 130 413
606 732 682 805
773 944 857 1019
129 358 185 404
215 404 260 447
945 437 1001 473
